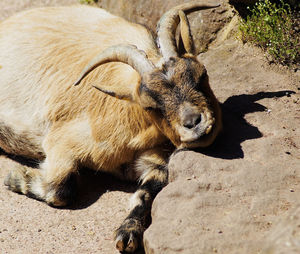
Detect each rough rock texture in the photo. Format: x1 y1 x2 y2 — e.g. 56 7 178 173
0 0 78 21
96 0 233 53
144 37 300 253
1 1 300 254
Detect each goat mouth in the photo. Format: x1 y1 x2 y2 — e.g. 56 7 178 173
186 133 209 145
180 123 213 142
179 126 217 149
178 123 213 142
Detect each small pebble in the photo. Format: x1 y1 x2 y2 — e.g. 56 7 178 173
88 231 95 236
186 175 196 180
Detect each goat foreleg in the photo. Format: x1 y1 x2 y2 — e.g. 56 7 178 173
115 148 168 252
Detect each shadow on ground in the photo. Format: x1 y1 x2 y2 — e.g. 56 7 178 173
0 90 295 211
195 90 295 159
0 149 137 210
72 169 137 210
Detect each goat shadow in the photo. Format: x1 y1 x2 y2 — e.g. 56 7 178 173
0 90 295 211
71 168 138 210
194 90 296 159
0 152 137 211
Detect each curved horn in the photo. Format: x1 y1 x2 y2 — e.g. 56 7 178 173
179 10 194 54
74 44 155 86
156 1 220 61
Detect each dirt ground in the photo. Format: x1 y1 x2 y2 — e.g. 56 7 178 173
0 1 299 254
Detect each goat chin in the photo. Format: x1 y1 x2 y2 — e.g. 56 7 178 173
0 2 222 252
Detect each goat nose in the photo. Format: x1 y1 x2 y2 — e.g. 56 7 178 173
183 114 202 129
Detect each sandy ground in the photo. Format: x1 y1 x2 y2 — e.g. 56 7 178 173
0 159 134 254
0 1 299 254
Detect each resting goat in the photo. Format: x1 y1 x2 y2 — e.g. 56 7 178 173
0 1 222 252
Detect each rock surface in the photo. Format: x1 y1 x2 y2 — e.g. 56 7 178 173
0 1 300 254
0 0 78 21
144 37 300 254
96 0 233 54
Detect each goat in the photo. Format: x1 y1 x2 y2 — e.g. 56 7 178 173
0 2 222 252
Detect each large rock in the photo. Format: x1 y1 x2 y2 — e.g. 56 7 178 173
144 38 300 253
0 0 77 21
97 0 232 53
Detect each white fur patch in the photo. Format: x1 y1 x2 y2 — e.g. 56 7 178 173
30 179 45 199
129 190 147 210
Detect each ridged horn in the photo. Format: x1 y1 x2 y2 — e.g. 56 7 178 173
156 1 220 61
74 44 155 86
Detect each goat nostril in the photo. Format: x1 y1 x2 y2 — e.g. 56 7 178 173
194 115 201 126
183 123 193 129
183 115 201 129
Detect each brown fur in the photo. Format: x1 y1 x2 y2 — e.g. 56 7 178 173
0 4 222 253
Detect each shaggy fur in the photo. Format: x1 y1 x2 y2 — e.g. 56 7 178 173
0 3 222 253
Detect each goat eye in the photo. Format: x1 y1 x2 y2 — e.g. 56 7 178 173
144 106 164 116
144 107 155 111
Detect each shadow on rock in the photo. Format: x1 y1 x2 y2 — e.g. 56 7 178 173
197 90 295 159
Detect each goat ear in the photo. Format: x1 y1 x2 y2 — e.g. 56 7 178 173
178 10 195 55
93 84 133 101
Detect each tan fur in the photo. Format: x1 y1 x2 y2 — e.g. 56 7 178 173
0 4 222 252
0 5 161 170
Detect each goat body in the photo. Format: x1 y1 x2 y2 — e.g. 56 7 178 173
0 3 222 253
